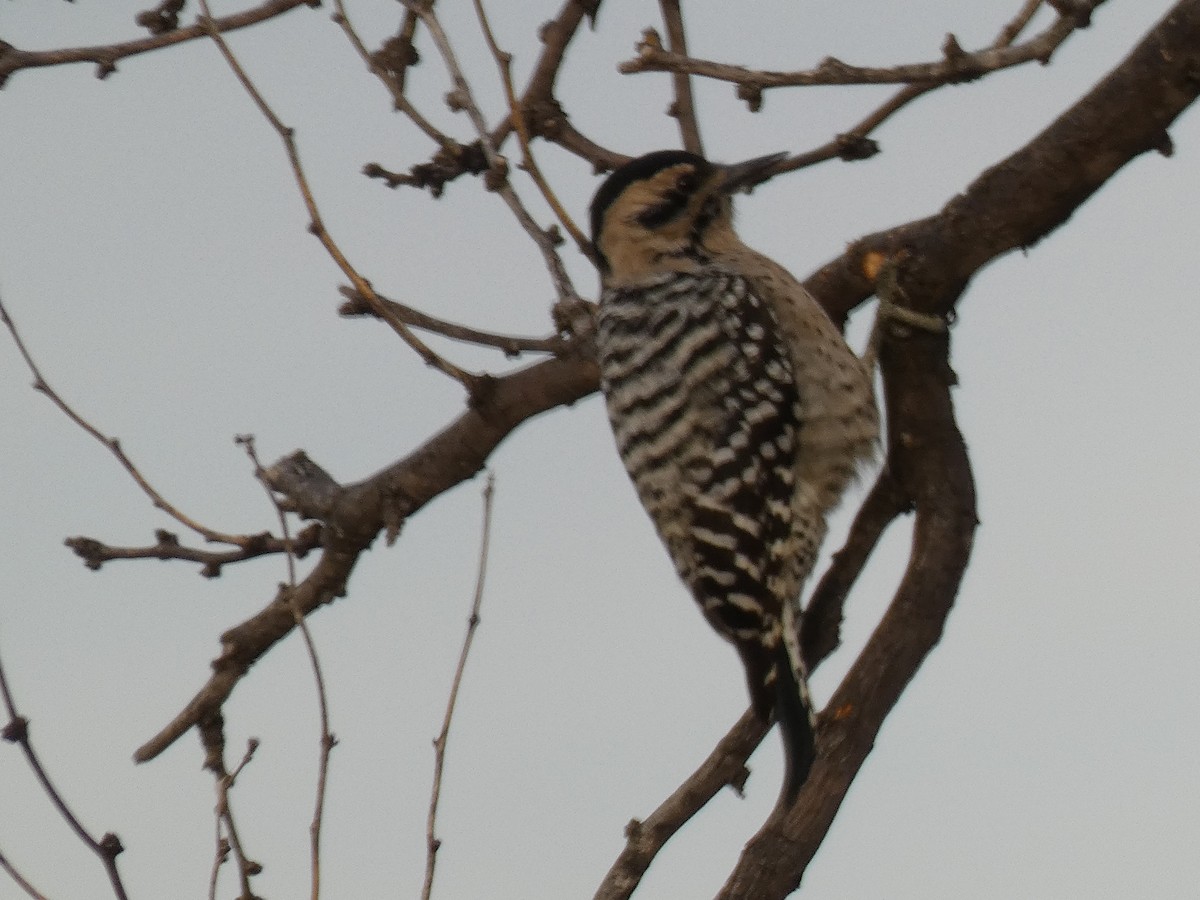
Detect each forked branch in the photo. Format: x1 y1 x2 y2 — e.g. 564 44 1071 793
620 5 1097 90
0 651 131 900
196 1 483 393
0 295 273 552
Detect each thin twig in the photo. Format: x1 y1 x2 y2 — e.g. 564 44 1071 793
213 738 262 900
63 524 323 578
422 474 496 900
392 1 625 196
403 1 583 302
658 0 703 155
391 7 423 96
0 295 254 548
995 0 1046 47
195 3 482 393
338 286 568 356
0 0 312 87
207 816 228 900
0 846 49 900
774 1 1078 177
620 9 1086 87
473 0 594 259
0 642 130 900
331 0 459 151
238 435 335 900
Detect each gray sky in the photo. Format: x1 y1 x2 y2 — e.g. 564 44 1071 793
1 2 1198 898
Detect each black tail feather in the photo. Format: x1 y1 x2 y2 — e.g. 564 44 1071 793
773 640 815 803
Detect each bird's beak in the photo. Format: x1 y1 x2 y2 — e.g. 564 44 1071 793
719 151 789 194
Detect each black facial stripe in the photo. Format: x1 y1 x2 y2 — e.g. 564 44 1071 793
636 187 690 229
690 196 722 243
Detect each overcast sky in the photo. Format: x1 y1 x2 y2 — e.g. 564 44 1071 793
1 2 1198 898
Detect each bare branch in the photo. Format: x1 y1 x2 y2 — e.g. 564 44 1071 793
194 3 483 393
995 0 1046 47
620 7 1094 90
63 525 322 577
593 709 769 900
801 469 910 669
422 474 496 900
666 5 1099 180
0 649 131 900
332 0 460 153
403 1 584 303
0 295 257 548
206 815 227 900
0 0 314 87
238 435 335 900
135 351 598 763
206 727 263 900
505 1 624 174
387 1 625 199
658 0 703 155
473 0 595 261
0 846 49 900
338 286 568 356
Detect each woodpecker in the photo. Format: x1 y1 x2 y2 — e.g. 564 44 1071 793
591 150 878 801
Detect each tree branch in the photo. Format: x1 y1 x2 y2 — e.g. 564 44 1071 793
593 709 769 900
134 351 598 762
63 525 322 578
380 0 625 196
0 0 315 87
338 286 567 357
715 2 1200 894
422 474 496 900
197 1 484 392
619 5 1097 91
0 652 131 899
402 0 584 302
659 0 703 155
800 468 911 669
0 295 278 551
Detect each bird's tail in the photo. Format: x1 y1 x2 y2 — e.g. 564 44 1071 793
774 611 816 803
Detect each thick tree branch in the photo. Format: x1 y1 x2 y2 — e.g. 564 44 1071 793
715 2 1200 895
134 0 1200 778
808 0 1200 324
135 351 598 762
719 298 977 900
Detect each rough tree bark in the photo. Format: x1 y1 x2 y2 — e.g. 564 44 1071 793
718 2 1200 895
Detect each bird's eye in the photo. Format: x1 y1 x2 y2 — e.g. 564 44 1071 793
636 201 680 229
676 173 698 193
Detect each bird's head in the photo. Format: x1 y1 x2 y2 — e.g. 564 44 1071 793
589 149 786 284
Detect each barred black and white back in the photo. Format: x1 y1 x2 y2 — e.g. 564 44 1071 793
598 266 818 796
